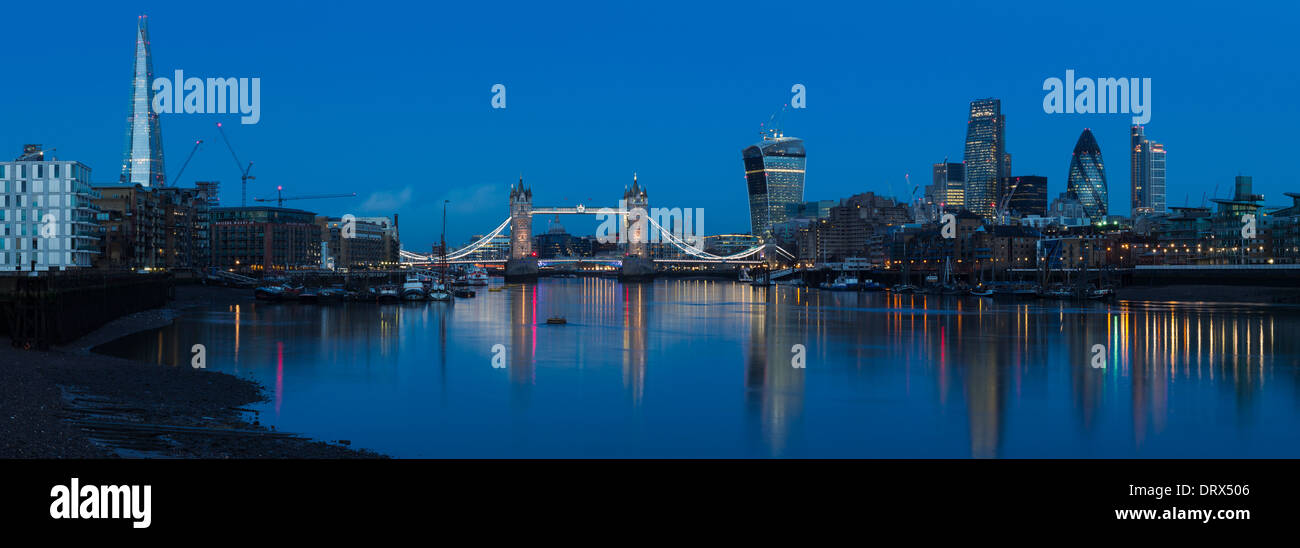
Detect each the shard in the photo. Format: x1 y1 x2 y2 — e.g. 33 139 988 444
120 15 165 187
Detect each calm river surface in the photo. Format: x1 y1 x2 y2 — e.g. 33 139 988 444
95 278 1300 458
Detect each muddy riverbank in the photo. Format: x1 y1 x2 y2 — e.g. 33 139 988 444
0 284 384 458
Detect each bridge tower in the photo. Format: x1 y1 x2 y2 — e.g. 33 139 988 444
620 172 656 281
623 173 649 257
509 177 533 259
505 177 539 281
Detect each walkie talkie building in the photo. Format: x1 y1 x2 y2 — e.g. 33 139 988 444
743 135 806 238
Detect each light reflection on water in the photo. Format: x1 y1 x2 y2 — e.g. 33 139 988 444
93 279 1300 458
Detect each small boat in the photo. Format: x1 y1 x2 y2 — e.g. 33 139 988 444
316 287 345 302
376 285 401 302
970 287 995 297
860 279 885 292
428 279 452 302
255 284 295 301
821 274 857 291
453 288 476 298
546 316 567 325
890 284 918 294
1088 287 1115 300
298 287 322 304
1038 285 1074 299
488 287 504 292
401 277 428 301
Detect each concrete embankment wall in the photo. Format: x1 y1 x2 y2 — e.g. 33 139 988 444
1128 265 1300 286
0 272 173 349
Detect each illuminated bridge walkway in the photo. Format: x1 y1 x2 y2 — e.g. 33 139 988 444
398 215 795 267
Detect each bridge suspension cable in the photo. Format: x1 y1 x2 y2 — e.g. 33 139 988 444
643 217 771 260
400 216 513 263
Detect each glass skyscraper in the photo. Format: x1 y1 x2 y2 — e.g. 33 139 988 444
743 134 806 237
932 162 964 210
1067 128 1108 222
120 15 165 187
962 98 1007 220
1130 125 1166 216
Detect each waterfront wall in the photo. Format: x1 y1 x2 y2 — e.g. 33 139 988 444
0 272 173 349
1129 265 1300 286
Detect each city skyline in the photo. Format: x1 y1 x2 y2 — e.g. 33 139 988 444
1 2 1296 248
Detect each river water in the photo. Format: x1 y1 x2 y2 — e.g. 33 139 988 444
94 278 1300 458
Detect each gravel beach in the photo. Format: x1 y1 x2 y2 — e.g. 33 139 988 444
0 284 384 459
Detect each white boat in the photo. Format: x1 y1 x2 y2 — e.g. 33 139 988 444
401 277 427 301
821 274 858 291
467 267 489 286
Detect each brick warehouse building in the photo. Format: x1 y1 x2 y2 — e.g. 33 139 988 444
211 206 321 272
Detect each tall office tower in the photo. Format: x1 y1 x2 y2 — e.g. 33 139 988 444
932 161 965 210
120 15 165 187
743 131 806 237
963 98 1007 219
1130 126 1167 216
1067 128 1109 222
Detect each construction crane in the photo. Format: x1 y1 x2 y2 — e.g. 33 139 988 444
759 104 789 140
215 122 254 206
254 185 357 208
170 139 203 187
995 177 1022 224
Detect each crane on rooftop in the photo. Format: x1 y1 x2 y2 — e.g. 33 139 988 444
254 186 357 208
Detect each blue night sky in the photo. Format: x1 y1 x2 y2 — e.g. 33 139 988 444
2 0 1296 250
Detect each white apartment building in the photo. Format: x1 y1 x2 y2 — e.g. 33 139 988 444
0 146 101 270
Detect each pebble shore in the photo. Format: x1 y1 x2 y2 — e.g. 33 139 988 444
0 284 384 458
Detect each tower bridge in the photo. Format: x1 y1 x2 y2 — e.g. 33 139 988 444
398 175 795 280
